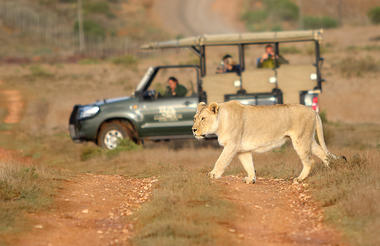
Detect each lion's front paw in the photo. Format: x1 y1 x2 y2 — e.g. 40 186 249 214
209 169 222 179
243 176 256 184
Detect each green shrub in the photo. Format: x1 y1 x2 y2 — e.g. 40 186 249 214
80 139 141 161
265 0 299 22
368 6 380 24
106 139 142 158
84 1 114 17
74 19 106 40
241 10 268 24
302 16 339 29
241 0 299 31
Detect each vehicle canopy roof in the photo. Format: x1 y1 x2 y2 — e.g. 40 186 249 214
141 29 323 49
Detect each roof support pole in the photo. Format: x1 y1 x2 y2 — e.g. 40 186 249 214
238 44 245 71
200 46 206 77
315 40 322 90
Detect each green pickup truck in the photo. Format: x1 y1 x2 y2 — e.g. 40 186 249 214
69 30 325 149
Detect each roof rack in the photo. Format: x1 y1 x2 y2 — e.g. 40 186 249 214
141 29 323 49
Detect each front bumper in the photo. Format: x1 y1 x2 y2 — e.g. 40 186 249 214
69 105 83 142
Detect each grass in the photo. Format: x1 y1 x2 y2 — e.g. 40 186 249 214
29 65 54 79
302 16 339 29
80 139 142 161
346 45 380 52
336 56 380 77
0 162 56 234
308 151 380 246
132 164 237 246
1 59 380 246
111 55 138 68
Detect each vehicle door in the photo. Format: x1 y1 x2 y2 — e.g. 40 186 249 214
138 67 199 137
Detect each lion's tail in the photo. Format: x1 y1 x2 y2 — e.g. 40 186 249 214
315 113 340 160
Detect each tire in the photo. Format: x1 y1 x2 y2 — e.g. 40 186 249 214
97 121 139 149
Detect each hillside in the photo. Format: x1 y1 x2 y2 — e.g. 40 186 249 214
0 0 166 59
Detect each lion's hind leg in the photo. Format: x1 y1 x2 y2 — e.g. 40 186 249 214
291 138 315 183
237 152 256 184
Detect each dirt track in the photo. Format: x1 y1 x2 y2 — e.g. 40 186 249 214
152 0 241 35
10 174 156 246
220 176 342 245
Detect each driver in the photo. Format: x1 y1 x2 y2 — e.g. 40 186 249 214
164 76 187 97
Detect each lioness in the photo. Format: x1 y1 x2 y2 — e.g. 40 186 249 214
192 101 338 184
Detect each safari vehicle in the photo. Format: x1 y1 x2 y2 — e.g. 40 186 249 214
69 30 325 149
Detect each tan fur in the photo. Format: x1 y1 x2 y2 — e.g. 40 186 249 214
192 101 337 184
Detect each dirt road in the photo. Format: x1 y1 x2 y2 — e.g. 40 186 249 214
220 176 342 245
152 0 243 35
8 174 156 246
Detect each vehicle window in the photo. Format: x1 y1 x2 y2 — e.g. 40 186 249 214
148 67 198 98
243 42 317 104
206 46 241 75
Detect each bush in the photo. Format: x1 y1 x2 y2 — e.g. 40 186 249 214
241 0 299 31
241 10 268 24
265 0 299 22
368 6 380 24
302 16 339 29
74 19 106 41
84 2 114 17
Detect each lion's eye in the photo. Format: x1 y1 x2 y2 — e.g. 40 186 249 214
201 117 205 121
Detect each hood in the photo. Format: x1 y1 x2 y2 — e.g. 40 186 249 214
94 96 133 106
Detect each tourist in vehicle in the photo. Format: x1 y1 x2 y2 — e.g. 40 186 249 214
164 76 187 97
257 44 288 68
216 54 241 75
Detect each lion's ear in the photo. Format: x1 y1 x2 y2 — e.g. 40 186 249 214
197 102 206 112
208 102 219 114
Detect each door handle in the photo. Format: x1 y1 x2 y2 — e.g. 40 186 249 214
184 101 191 106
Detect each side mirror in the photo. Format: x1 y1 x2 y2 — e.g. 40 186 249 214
269 76 277 84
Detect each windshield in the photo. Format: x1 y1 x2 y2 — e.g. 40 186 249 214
136 67 155 92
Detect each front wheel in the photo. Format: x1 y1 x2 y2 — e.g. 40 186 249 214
97 121 139 149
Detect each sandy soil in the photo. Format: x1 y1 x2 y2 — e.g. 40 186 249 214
8 174 156 246
0 89 23 124
220 176 343 246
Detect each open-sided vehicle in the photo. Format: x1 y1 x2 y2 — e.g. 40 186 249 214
69 30 325 149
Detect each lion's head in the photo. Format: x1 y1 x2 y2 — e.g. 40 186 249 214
192 102 219 139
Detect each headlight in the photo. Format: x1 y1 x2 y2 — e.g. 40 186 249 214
79 105 100 119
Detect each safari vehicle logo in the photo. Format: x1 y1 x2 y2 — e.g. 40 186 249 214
154 106 183 122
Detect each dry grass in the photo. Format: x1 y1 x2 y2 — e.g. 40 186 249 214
132 164 236 246
308 151 380 246
336 56 380 77
0 161 57 235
